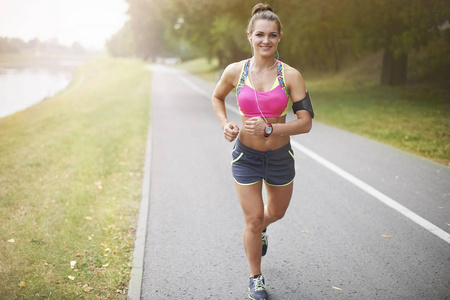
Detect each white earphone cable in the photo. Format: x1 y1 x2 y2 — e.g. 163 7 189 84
248 69 268 124
248 38 280 124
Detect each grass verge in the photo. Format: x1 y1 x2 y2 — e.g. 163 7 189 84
0 57 151 298
307 74 449 166
179 55 449 166
174 57 220 82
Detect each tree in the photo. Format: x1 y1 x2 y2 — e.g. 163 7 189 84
348 0 450 85
161 0 250 66
106 21 135 57
126 0 165 60
277 0 353 72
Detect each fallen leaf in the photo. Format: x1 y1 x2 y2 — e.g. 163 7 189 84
332 286 342 291
8 239 15 243
95 181 103 190
40 294 48 298
83 216 92 221
68 276 75 280
18 281 26 288
301 230 309 233
88 236 93 240
102 263 109 267
84 286 94 292
381 235 392 238
70 261 77 269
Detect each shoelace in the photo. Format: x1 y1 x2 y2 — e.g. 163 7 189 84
262 231 268 245
252 276 266 291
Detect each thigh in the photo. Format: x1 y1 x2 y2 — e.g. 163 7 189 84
265 182 294 218
235 181 265 221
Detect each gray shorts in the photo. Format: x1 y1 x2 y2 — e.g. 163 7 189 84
231 139 295 186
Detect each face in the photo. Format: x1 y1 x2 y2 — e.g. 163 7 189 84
248 19 281 57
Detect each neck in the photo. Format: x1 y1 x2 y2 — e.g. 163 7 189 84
251 56 277 70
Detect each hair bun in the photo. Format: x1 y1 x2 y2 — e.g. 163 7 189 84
251 3 273 17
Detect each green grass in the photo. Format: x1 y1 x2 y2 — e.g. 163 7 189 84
175 57 220 82
0 56 151 298
180 54 449 166
308 77 449 165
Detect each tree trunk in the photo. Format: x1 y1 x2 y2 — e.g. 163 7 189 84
381 49 407 85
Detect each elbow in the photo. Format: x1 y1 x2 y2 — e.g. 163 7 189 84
302 119 312 134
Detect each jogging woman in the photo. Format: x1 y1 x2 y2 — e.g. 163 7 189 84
211 3 314 299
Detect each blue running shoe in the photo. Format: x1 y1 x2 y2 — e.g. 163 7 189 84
262 229 268 256
248 274 268 300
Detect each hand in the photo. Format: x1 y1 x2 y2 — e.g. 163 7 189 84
223 122 240 142
244 117 265 136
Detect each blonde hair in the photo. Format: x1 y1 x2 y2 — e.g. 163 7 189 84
247 3 282 34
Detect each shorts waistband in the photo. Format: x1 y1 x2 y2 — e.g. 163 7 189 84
234 139 291 157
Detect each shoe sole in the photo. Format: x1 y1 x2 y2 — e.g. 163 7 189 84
249 296 268 300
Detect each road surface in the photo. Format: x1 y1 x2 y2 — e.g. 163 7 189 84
136 65 450 300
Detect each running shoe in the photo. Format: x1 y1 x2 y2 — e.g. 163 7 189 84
248 274 268 300
262 228 268 256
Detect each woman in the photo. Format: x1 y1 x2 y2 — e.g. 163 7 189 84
211 3 313 299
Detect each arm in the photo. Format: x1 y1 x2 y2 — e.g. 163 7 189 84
211 63 241 142
272 66 312 136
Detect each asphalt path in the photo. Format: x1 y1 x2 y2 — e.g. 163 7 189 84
137 64 450 300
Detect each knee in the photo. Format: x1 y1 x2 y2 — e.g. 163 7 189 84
245 214 264 233
267 208 285 222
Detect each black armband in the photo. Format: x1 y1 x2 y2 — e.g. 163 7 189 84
292 91 314 118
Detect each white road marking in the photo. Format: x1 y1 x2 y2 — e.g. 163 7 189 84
180 74 450 245
291 140 450 244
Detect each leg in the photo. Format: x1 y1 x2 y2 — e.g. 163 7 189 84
235 181 264 277
262 182 293 230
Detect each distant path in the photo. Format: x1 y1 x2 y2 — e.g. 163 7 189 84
139 64 450 299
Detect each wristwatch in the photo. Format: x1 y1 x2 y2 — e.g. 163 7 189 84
264 123 273 137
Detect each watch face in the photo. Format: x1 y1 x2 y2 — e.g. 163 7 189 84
265 125 272 134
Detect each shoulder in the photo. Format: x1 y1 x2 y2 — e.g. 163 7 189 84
282 62 306 101
282 62 304 83
220 59 248 87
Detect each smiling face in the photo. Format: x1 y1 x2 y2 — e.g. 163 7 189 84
248 19 281 58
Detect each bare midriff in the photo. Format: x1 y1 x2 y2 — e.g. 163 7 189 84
239 115 289 151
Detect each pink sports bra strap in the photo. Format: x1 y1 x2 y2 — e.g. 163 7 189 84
276 61 290 98
236 59 250 95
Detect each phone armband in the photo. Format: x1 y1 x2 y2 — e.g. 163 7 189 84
292 91 314 118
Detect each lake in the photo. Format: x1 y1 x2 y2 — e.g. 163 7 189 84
0 59 82 119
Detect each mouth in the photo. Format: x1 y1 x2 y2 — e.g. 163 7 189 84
260 46 272 50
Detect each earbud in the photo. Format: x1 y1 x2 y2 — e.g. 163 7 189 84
278 39 280 42
249 37 252 42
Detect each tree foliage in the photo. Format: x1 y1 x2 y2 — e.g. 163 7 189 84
0 37 86 54
106 21 135 57
108 0 450 85
347 0 450 84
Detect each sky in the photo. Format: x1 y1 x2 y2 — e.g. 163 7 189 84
0 0 129 50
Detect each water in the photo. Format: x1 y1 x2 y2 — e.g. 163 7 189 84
0 66 73 119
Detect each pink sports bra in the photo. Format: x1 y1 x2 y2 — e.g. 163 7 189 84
236 59 291 118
